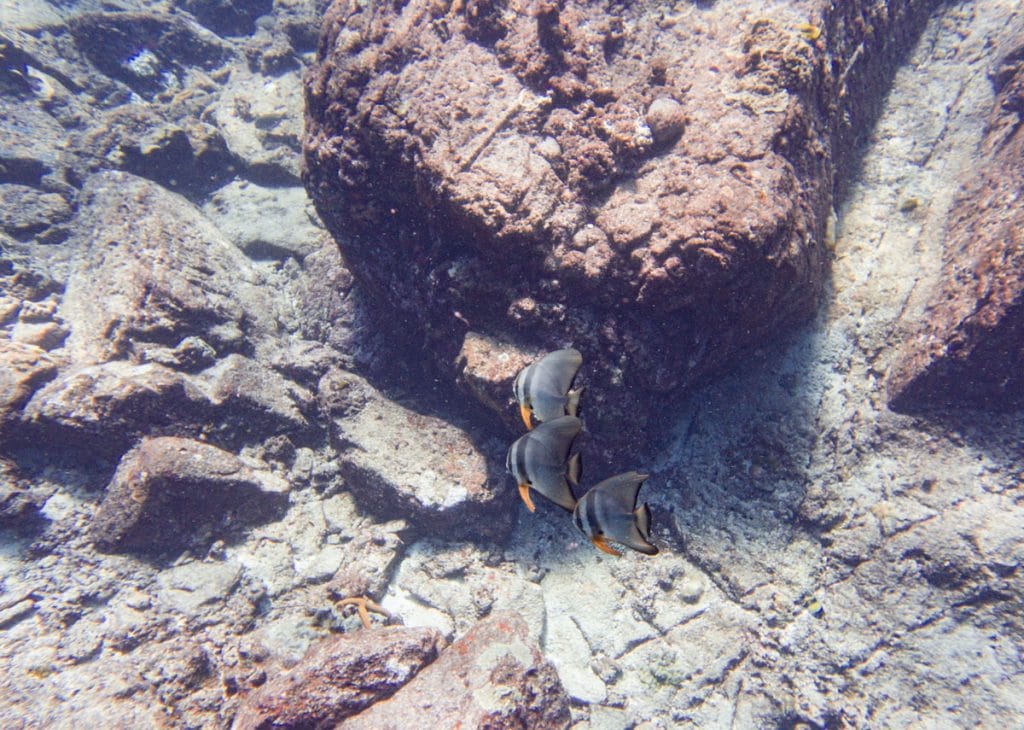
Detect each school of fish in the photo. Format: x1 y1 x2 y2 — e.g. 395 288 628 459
507 349 659 557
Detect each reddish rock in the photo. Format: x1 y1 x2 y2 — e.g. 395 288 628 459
456 332 540 434
340 611 570 730
91 436 289 553
232 626 446 730
887 39 1024 411
304 0 938 463
19 361 212 455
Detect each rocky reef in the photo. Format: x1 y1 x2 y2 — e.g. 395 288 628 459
1 0 1022 728
302 0 940 466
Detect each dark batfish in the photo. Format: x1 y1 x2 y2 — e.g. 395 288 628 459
574 471 658 556
513 348 583 429
506 415 582 512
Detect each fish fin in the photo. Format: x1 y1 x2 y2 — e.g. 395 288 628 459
518 484 536 513
566 452 581 486
635 502 652 539
591 535 621 557
620 531 659 555
532 416 582 466
519 403 533 430
549 478 577 511
565 387 584 417
592 471 649 514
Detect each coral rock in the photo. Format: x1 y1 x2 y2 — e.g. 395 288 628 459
61 171 269 367
232 626 445 730
304 0 939 464
341 611 570 730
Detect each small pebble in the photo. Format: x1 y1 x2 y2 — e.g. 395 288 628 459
646 97 686 144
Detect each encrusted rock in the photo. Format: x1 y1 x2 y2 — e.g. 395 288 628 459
19 361 211 455
887 38 1024 411
201 354 314 440
90 436 289 553
304 0 939 465
202 181 325 261
645 97 686 145
232 626 445 729
330 372 512 540
341 611 570 729
455 332 540 433
67 11 231 98
61 171 271 367
0 339 60 426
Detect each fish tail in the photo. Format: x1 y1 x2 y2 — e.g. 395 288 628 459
566 387 583 417
566 452 582 486
635 502 652 539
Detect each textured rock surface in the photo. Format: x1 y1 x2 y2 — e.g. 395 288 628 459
341 611 570 730
0 339 59 425
19 361 212 455
328 371 513 539
233 626 445 729
91 436 289 553
2 1 1023 729
887 32 1024 411
303 0 938 464
60 171 269 367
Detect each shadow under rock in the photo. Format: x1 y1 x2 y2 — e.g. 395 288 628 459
640 318 833 600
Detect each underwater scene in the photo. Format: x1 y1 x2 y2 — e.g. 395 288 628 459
2 0 1023 727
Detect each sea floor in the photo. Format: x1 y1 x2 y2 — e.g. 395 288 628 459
1 0 1022 728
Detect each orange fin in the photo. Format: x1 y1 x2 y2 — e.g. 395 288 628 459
518 483 536 512
519 403 533 430
591 535 621 557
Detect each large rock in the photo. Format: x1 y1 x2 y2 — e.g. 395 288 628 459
304 0 939 464
887 36 1024 411
323 369 513 540
61 171 271 367
19 361 211 456
90 436 289 553
341 611 570 729
232 626 445 730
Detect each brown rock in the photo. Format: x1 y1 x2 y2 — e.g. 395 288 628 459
0 339 60 426
232 626 445 730
455 332 539 433
203 354 314 438
303 0 939 464
61 171 268 367
91 436 289 553
340 611 570 730
19 361 211 455
887 38 1024 411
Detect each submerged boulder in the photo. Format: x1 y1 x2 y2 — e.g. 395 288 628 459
232 626 445 729
61 171 270 368
887 36 1024 412
91 436 289 554
340 611 570 729
304 0 939 463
